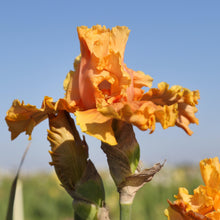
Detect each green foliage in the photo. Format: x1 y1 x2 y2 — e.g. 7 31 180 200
0 165 202 220
0 176 12 218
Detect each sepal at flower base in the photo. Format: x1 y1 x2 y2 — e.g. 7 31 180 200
47 111 109 220
101 120 163 204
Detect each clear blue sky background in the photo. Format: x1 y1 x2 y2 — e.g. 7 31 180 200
0 0 220 172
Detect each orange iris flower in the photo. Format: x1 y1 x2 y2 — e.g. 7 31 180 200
5 25 199 145
165 157 220 220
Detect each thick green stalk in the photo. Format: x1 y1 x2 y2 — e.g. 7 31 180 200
120 203 132 220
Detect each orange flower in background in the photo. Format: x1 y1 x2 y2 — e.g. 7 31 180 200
5 25 200 145
165 157 220 220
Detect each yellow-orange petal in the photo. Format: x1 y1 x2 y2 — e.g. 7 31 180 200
5 96 55 140
64 70 83 108
141 82 200 135
175 103 199 135
142 82 199 107
98 101 157 132
175 187 193 205
190 186 214 215
75 109 117 145
5 96 77 141
55 98 78 113
98 100 180 133
132 70 153 89
77 25 130 59
200 157 220 190
206 210 220 219
214 191 220 210
67 26 132 109
164 206 186 220
165 200 208 220
180 89 200 106
142 82 182 105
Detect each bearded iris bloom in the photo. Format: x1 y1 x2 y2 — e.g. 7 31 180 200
5 25 199 145
165 157 220 220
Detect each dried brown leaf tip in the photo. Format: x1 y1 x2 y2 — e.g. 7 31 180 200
119 162 164 204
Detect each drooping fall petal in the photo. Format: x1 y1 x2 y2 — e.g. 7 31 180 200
5 97 54 140
142 82 200 135
98 101 178 133
5 96 77 140
75 109 117 145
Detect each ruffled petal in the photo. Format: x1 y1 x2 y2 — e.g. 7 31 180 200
98 102 157 132
98 100 180 133
206 210 220 219
64 25 154 113
5 96 78 140
77 25 132 108
5 96 55 140
165 200 212 220
164 205 186 220
55 98 78 113
142 82 199 107
200 157 220 190
165 158 220 220
64 69 82 108
77 25 130 59
190 186 215 214
64 26 132 110
133 70 153 89
214 191 220 210
171 186 214 215
142 82 200 135
142 82 183 105
175 187 193 205
175 103 199 135
75 109 117 145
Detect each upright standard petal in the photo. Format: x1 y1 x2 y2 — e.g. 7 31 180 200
64 25 153 110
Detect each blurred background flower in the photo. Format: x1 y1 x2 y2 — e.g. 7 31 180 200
165 157 220 219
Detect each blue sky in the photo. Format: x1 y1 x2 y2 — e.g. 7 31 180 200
1 0 220 172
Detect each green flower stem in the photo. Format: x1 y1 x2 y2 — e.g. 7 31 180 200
120 203 132 220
